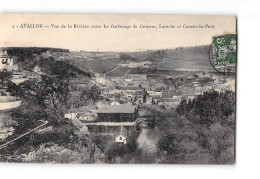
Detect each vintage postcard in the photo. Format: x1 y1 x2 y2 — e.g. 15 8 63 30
0 14 236 164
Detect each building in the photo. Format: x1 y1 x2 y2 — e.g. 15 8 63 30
111 101 121 106
127 74 147 81
95 74 106 85
11 72 29 85
147 90 162 97
195 87 203 95
115 126 128 144
33 65 43 74
97 104 138 122
182 87 195 96
135 95 144 104
158 98 180 108
77 112 96 123
0 50 16 71
64 113 77 120
171 91 182 99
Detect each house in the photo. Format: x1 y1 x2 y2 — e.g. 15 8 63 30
158 98 180 108
135 95 144 104
11 72 29 85
115 126 128 144
97 104 138 122
140 81 150 90
172 91 182 99
124 86 142 93
0 50 17 71
161 93 173 99
77 112 96 123
146 95 153 104
95 75 106 85
127 74 147 81
108 89 121 95
152 95 161 105
160 91 182 108
187 95 196 100
120 86 142 100
76 105 97 122
125 78 132 82
111 101 121 106
147 90 162 98
182 87 195 96
195 87 203 95
64 113 77 119
33 65 43 74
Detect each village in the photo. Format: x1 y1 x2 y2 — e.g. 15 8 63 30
0 44 237 165
62 54 235 145
0 49 235 148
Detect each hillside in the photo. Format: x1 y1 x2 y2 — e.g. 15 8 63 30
4 46 212 77
63 45 212 75
3 47 92 79
126 45 211 70
4 47 69 58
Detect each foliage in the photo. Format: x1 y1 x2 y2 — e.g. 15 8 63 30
82 85 101 101
119 53 137 61
6 47 68 60
7 75 70 115
157 90 235 164
105 142 129 162
39 57 91 79
177 90 235 125
103 128 139 163
146 50 167 62
0 70 12 88
66 85 101 109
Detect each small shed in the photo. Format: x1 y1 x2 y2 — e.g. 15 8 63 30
115 126 128 145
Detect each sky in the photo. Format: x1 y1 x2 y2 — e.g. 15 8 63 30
0 14 236 52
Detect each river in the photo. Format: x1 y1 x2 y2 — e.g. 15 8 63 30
136 128 159 154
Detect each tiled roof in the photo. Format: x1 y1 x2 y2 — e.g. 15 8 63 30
123 86 141 91
98 104 137 114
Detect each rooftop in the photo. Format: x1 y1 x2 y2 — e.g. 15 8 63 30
84 122 135 126
97 104 137 114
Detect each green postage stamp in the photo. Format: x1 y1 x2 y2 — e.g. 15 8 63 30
209 34 237 74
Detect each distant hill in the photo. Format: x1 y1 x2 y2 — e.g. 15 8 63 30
1 47 91 80
126 45 212 70
4 47 69 56
58 52 122 74
63 45 212 75
3 45 212 77
38 57 92 80
160 46 211 70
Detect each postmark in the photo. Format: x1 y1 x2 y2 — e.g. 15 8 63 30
208 34 237 75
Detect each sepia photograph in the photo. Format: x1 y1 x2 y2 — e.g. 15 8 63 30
0 14 236 164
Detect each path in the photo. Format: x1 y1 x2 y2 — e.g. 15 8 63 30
104 65 120 76
0 121 48 150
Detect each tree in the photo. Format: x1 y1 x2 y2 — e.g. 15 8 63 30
0 70 12 88
14 75 69 113
82 85 101 102
105 142 129 163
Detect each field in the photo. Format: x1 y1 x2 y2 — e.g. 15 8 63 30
105 66 130 77
43 45 212 76
71 58 121 74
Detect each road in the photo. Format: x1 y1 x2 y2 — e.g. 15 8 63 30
0 101 22 111
104 65 120 76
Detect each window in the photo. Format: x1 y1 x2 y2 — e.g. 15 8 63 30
119 137 122 140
